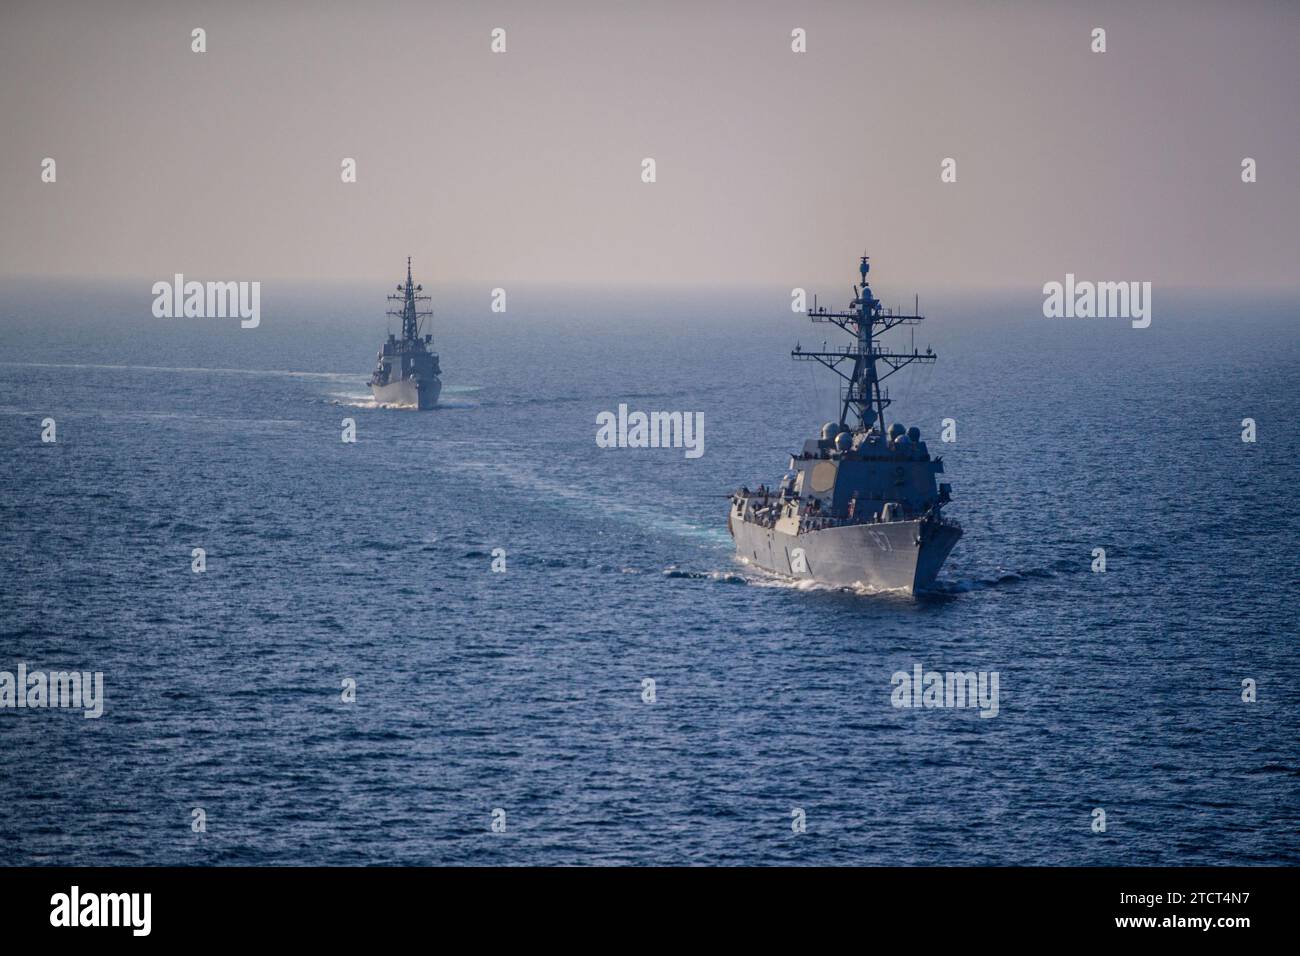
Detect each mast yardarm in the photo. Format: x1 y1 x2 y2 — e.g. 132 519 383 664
792 256 935 431
386 256 433 342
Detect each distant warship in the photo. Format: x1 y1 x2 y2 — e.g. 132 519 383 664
369 258 441 409
728 256 961 593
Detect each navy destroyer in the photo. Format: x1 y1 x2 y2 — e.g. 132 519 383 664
369 258 441 409
728 256 961 593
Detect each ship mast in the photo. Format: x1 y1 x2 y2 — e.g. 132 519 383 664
792 255 935 431
386 257 433 341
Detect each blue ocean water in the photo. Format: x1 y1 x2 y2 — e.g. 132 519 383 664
0 279 1296 866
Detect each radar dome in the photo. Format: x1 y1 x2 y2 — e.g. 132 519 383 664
888 422 906 439
907 426 921 443
834 431 853 451
820 422 839 440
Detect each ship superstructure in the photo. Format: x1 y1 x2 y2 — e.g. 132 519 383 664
369 258 441 409
728 255 961 593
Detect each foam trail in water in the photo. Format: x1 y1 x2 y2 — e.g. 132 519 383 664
458 460 732 544
661 566 747 584
330 392 479 410
1 361 361 381
737 564 913 597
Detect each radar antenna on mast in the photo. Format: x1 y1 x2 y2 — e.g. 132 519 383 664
386 256 433 342
791 256 936 430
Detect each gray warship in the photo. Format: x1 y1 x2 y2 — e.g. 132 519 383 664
728 256 961 593
369 258 441 409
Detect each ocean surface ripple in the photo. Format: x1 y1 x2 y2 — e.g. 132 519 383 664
0 283 1296 865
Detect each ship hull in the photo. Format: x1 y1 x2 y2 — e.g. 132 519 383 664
730 517 960 594
371 376 440 410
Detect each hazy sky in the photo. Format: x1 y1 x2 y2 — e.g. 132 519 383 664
2 0 1297 289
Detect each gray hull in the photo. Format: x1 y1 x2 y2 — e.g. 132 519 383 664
371 376 440 410
730 517 960 593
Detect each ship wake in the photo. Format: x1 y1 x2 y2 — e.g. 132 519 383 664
920 567 1056 596
670 556 1059 598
